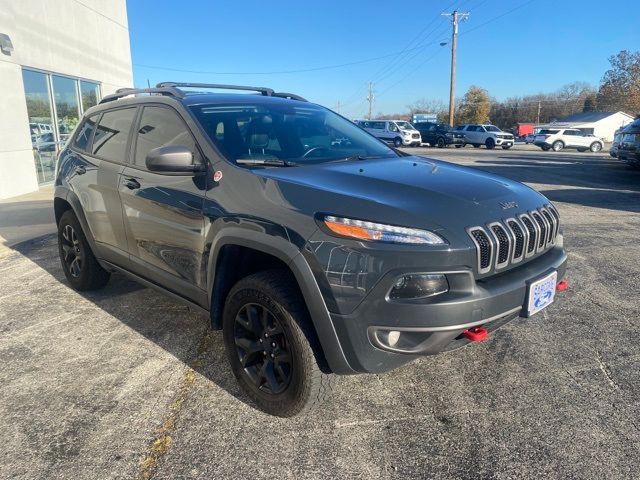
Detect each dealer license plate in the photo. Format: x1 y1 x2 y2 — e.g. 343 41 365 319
526 271 557 316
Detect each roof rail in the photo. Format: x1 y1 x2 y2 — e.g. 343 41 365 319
99 86 184 104
156 82 275 97
272 92 308 102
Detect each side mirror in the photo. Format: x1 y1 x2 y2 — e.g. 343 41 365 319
145 145 205 175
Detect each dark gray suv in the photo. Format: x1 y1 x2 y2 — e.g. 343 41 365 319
54 83 567 416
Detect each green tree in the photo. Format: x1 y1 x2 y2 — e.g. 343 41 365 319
596 50 640 115
457 86 491 125
582 93 597 112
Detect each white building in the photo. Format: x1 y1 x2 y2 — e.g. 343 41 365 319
544 111 634 142
0 0 133 199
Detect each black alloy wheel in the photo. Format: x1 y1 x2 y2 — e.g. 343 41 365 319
233 303 291 395
436 137 446 148
61 224 82 278
57 210 110 291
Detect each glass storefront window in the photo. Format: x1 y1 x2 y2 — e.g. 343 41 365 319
80 81 100 111
22 69 101 184
52 75 80 143
22 70 56 184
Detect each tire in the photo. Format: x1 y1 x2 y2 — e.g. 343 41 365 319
541 145 551 151
436 137 446 148
393 137 403 147
590 142 602 153
223 269 335 417
485 138 496 149
502 145 512 150
57 210 110 291
455 144 463 148
577 148 587 152
552 140 564 152
473 144 481 148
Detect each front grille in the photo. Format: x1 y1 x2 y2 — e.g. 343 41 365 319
490 223 510 267
469 229 493 273
412 133 420 139
467 205 559 275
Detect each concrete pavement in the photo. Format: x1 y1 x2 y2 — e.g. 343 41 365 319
1 147 639 479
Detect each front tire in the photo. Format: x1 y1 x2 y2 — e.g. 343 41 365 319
485 138 496 149
393 137 403 148
502 145 512 150
436 137 446 148
223 270 334 417
57 210 110 291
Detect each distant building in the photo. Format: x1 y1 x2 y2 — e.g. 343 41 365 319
0 0 132 199
542 111 634 142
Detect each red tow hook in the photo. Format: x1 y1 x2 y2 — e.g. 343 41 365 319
556 280 568 292
463 326 488 342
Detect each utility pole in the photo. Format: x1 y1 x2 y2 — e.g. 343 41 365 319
442 10 469 127
335 100 342 114
536 100 541 124
367 82 374 120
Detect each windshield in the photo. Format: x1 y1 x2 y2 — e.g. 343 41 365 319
395 121 414 130
484 125 501 132
189 103 397 165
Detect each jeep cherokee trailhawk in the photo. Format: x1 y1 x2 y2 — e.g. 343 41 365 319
54 83 567 416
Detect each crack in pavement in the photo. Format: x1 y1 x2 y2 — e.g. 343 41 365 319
136 330 215 480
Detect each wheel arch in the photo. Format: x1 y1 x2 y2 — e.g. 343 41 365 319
53 187 100 257
207 227 355 374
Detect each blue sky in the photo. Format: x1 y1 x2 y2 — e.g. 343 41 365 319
127 0 639 118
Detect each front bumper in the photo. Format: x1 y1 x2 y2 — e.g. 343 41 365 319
403 135 422 146
328 244 567 373
495 137 514 146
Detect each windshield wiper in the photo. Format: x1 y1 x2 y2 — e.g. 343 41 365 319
236 158 296 167
343 154 391 162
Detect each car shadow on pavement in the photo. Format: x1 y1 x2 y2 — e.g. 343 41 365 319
12 235 255 409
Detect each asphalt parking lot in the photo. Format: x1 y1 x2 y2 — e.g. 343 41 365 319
1 145 640 479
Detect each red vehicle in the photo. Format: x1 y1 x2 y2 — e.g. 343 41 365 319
514 123 535 138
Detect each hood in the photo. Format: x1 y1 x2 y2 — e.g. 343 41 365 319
255 156 549 235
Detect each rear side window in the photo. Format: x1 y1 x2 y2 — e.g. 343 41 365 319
73 115 98 152
92 107 137 162
539 129 560 135
133 106 200 168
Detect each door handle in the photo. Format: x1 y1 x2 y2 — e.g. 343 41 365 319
74 165 86 175
124 178 141 190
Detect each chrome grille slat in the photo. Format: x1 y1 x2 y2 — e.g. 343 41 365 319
488 222 511 269
467 205 560 275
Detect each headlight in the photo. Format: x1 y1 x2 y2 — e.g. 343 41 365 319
388 274 449 300
323 215 446 244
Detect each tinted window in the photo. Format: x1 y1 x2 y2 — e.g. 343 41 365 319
73 115 98 151
539 129 560 135
92 107 137 161
189 103 396 165
372 122 386 130
466 126 477 132
134 106 200 168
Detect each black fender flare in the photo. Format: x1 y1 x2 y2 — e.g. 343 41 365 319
55 186 101 259
206 226 355 374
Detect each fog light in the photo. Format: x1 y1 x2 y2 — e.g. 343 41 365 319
388 274 449 300
387 330 401 347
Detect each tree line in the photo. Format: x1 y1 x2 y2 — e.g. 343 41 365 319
376 49 639 129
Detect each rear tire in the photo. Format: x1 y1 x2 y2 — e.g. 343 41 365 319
590 142 602 153
223 269 335 417
485 138 496 149
552 140 564 152
57 210 110 291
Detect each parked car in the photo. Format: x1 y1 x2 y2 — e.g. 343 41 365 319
356 119 421 147
610 128 626 158
617 118 640 167
413 122 464 148
524 133 536 144
54 82 567 416
533 128 604 152
456 124 515 149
